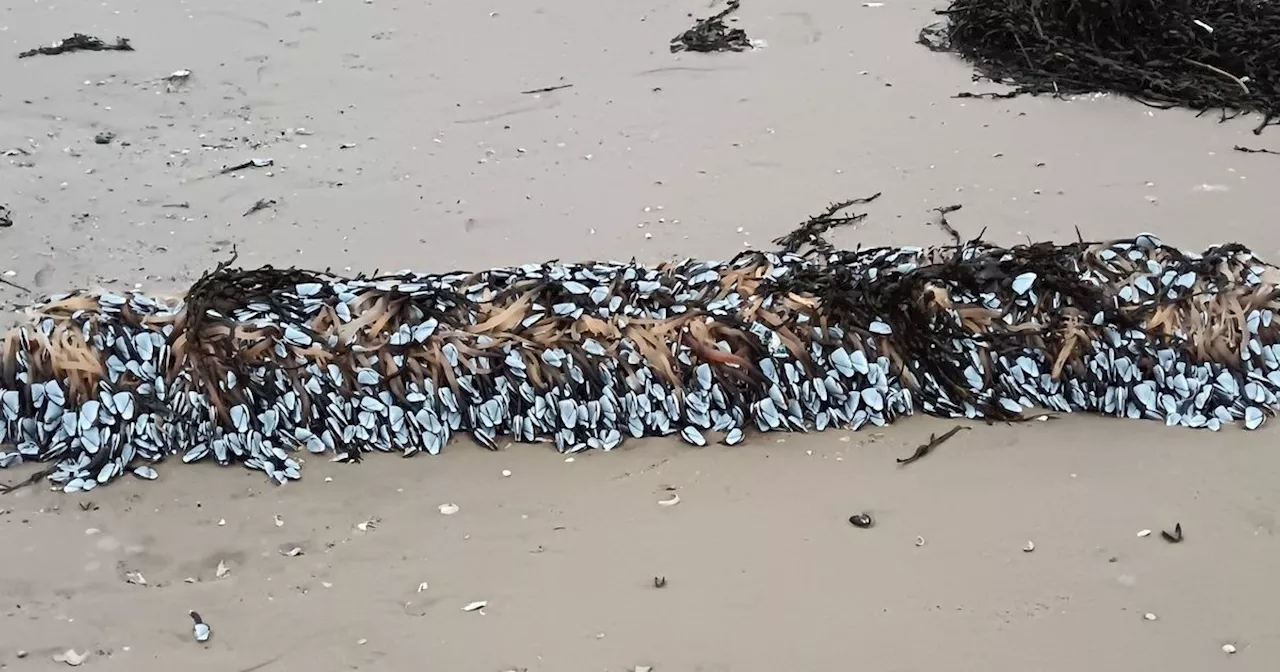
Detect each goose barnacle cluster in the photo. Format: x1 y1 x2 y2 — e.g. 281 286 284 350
2 221 1279 492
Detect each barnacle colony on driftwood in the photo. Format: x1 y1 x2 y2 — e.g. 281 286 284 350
3 200 1280 493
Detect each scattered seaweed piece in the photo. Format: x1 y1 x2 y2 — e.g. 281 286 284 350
243 198 277 217
671 0 752 54
772 193 882 254
931 204 965 245
18 33 133 59
0 205 11 228
219 158 273 175
1161 523 1184 543
521 84 574 95
897 425 968 466
0 275 30 293
922 0 1280 134
1234 145 1280 155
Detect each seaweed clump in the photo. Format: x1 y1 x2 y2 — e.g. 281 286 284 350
18 33 133 58
671 0 753 54
921 0 1280 133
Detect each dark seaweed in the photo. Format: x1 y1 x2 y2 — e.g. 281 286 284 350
922 0 1280 134
772 193 882 255
671 0 752 54
18 33 133 58
1235 144 1280 155
897 425 969 466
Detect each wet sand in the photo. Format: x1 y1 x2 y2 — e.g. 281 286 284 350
2 0 1279 670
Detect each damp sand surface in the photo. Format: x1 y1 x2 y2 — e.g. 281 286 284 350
2 0 1280 669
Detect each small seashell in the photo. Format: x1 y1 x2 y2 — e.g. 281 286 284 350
1222 644 1237 654
1144 612 1158 621
216 560 230 578
848 512 874 529
281 547 304 557
1023 541 1035 553
417 582 429 592
658 493 681 507
462 600 488 612
438 503 460 515
501 469 512 477
274 514 284 527
915 536 925 547
125 570 147 585
53 649 88 666
1137 529 1152 537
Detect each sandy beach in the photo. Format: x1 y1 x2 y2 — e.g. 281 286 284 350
2 0 1280 670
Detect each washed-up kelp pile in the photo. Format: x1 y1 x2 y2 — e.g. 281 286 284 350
921 0 1280 133
4 205 1280 492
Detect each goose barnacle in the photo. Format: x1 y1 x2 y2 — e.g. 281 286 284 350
1 226 1278 491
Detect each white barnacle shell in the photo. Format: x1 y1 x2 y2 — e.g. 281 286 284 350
1012 272 1037 296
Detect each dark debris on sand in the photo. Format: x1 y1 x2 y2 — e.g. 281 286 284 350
921 0 1280 134
18 33 134 59
1235 145 1280 155
671 0 752 54
772 194 882 255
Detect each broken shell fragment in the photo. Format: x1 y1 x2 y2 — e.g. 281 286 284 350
657 493 681 506
1023 540 1035 552
53 649 88 666
1222 644 1237 654
438 503 459 515
462 600 488 612
1137 529 1152 538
